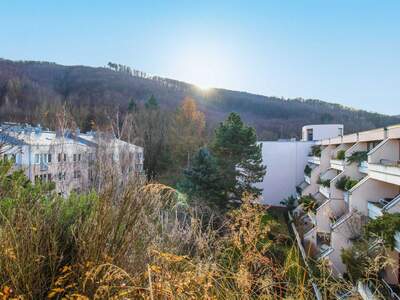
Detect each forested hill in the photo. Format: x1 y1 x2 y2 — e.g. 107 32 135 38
0 58 399 140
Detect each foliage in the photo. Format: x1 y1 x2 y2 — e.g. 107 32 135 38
0 159 322 299
341 239 389 284
336 150 346 160
317 177 331 188
2 59 400 143
335 176 348 191
310 145 322 157
335 176 358 191
211 112 266 207
304 164 312 176
299 195 317 213
365 213 400 249
344 178 358 191
280 195 296 211
178 148 225 209
346 151 368 165
170 97 206 169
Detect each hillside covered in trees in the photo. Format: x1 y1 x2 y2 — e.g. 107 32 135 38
0 58 399 140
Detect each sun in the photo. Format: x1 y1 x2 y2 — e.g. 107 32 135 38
195 83 212 91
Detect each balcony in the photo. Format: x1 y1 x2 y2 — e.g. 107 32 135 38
319 185 330 198
331 159 345 171
395 232 400 252
359 161 369 174
316 232 333 259
308 156 321 165
330 212 350 230
368 201 384 219
368 194 400 218
308 211 316 225
40 163 48 172
343 192 349 203
369 160 400 185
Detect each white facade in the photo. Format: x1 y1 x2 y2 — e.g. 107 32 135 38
0 123 144 196
256 141 314 206
258 124 344 207
293 124 400 289
302 124 344 141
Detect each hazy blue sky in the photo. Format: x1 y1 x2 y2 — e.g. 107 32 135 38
1 1 399 115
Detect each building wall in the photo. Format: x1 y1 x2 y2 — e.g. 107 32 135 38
302 124 344 141
256 141 314 206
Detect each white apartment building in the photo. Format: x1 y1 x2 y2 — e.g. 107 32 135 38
0 123 144 196
257 124 343 206
294 124 400 294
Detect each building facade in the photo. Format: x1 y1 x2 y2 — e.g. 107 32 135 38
0 123 144 196
295 124 400 290
257 124 343 206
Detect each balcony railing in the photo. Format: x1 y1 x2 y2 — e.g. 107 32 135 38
318 245 333 259
319 185 330 198
331 159 345 171
369 161 400 185
308 156 321 165
395 231 400 251
367 202 383 220
359 161 369 174
343 192 349 203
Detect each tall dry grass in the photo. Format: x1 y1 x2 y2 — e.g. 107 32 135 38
1 158 386 299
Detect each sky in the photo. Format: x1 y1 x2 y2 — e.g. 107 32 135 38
0 0 399 115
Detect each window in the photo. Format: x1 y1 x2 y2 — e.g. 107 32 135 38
73 154 77 162
78 154 81 161
58 153 62 162
48 173 52 181
307 129 313 141
64 153 67 162
48 154 52 163
35 154 40 164
338 128 343 136
74 170 81 179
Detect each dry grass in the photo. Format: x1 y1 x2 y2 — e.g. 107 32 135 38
0 159 389 299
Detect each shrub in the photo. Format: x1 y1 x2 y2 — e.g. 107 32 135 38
341 239 390 286
335 176 358 191
365 213 400 249
336 150 346 160
299 195 317 212
310 145 321 157
281 195 296 211
318 177 331 188
304 164 312 176
346 151 368 165
344 179 358 191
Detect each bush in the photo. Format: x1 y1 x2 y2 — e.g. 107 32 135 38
299 195 317 212
344 179 358 191
336 150 346 160
317 177 331 188
335 176 358 191
365 213 400 249
304 164 312 176
310 145 321 157
346 151 368 165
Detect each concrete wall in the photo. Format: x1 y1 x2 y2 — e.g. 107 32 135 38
256 141 314 206
350 177 400 215
302 124 344 141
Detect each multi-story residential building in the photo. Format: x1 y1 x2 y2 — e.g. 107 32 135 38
0 123 144 196
256 124 343 206
295 124 400 293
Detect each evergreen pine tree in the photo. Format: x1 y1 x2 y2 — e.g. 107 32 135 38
178 148 225 208
211 112 266 204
